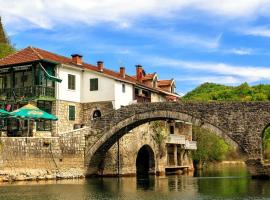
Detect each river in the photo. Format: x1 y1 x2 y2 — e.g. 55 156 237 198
1 164 270 200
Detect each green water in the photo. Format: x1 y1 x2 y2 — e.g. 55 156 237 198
1 164 270 200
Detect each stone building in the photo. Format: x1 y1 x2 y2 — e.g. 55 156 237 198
0 46 196 175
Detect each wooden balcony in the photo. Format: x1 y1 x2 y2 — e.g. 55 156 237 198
0 85 55 101
134 95 151 103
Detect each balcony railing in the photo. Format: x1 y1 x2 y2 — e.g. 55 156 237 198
0 85 55 100
134 95 151 103
167 134 186 145
185 140 197 150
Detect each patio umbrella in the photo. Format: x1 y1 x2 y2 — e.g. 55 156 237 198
11 104 58 120
11 104 58 137
0 109 12 118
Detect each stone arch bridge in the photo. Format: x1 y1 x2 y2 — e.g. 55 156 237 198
85 102 270 177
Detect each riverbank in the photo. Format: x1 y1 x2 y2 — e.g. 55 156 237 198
0 169 85 182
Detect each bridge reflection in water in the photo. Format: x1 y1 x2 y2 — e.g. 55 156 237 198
2 165 270 200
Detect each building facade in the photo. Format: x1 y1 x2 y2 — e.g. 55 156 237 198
0 46 196 175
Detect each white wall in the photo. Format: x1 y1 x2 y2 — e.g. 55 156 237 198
57 66 82 102
81 70 115 104
56 65 135 109
114 81 134 109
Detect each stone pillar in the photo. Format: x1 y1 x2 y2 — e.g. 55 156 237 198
174 145 177 166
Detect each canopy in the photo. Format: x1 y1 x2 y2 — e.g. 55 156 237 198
11 104 58 121
0 109 11 118
40 64 62 83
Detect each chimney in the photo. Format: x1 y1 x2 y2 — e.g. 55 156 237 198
71 54 83 65
97 61 104 72
120 67 125 78
136 65 143 82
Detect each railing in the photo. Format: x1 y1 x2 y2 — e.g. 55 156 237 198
134 95 151 103
185 140 197 150
167 134 186 144
0 85 55 100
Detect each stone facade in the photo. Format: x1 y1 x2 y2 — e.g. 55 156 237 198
81 101 114 126
54 100 83 135
0 128 87 181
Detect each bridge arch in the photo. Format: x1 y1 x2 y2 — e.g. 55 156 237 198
86 109 239 174
85 102 270 177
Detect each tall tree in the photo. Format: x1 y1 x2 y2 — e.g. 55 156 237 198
0 17 15 58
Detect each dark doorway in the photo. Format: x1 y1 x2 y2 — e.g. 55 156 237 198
93 110 101 119
136 145 155 176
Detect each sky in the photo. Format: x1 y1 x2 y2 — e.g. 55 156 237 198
1 0 270 95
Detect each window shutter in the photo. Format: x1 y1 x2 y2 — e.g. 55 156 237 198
69 105 75 120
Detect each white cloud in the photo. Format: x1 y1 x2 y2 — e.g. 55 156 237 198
146 56 270 84
226 48 253 55
132 27 222 50
1 0 270 29
176 76 244 85
241 26 270 37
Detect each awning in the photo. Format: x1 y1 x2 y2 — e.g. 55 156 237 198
40 63 62 83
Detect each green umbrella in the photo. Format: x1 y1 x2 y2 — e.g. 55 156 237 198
0 109 12 118
11 104 57 137
11 104 58 120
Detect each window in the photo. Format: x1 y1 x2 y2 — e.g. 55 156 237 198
69 105 75 121
90 78 98 91
36 101 52 131
21 75 28 82
170 125 174 135
68 74 76 90
0 77 3 89
122 84 125 93
92 110 101 119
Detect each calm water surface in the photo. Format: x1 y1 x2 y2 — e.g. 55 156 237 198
1 164 270 200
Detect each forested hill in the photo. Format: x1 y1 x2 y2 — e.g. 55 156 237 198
183 82 270 101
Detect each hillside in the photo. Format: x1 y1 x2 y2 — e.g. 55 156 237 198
183 82 270 101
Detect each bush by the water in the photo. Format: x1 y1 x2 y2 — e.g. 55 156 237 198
192 126 230 166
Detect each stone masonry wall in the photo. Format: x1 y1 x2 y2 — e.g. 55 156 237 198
0 128 87 181
82 101 114 126
55 100 83 135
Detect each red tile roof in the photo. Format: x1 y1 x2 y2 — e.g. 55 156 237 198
0 46 180 98
142 73 156 81
158 80 174 87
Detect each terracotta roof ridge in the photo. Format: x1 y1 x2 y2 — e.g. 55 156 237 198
30 46 44 60
32 46 72 61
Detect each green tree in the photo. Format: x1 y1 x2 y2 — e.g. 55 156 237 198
0 43 15 58
192 126 229 166
0 17 15 58
263 126 270 160
151 121 168 158
183 82 270 102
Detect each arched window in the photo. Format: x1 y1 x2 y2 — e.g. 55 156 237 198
93 110 101 119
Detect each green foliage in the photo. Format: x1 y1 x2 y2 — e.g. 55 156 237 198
0 43 15 59
183 82 270 102
151 121 168 158
263 126 270 159
192 126 229 164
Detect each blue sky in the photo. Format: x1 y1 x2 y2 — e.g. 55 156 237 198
1 0 270 94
